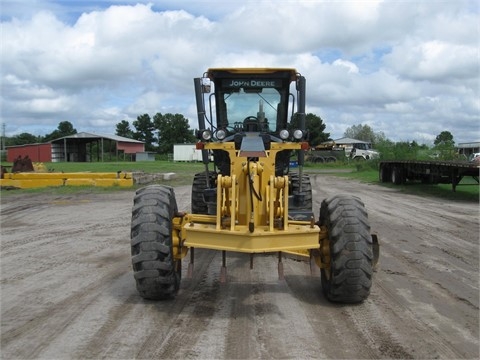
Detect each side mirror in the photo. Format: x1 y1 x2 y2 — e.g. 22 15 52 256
202 78 211 93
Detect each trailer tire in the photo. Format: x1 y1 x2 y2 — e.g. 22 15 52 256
131 185 181 300
319 195 373 303
379 164 391 183
191 171 216 214
391 167 405 185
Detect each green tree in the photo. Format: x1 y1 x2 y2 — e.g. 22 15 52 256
305 113 330 147
344 124 385 146
433 131 455 160
115 120 133 138
376 139 432 161
290 113 330 147
153 113 196 154
10 132 41 145
133 114 155 151
434 131 454 146
44 121 77 142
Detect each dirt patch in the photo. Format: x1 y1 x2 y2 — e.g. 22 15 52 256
1 175 478 359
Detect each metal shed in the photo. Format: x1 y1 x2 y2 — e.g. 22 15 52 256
322 137 373 152
7 132 145 162
456 141 480 159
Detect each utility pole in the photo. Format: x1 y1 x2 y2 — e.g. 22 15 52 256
1 123 5 161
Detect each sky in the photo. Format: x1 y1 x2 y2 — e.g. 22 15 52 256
1 0 479 144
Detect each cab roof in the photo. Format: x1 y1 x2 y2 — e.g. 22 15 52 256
206 68 298 81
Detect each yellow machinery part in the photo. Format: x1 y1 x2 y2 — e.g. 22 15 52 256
176 140 325 257
184 222 320 253
4 172 132 179
0 172 133 188
0 179 64 188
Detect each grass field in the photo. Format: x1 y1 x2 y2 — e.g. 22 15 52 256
1 160 478 202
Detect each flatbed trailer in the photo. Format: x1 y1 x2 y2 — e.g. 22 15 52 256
379 160 479 191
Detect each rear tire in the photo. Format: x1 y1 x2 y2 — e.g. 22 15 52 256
131 185 181 300
319 195 374 303
287 174 314 221
290 173 313 210
191 171 216 214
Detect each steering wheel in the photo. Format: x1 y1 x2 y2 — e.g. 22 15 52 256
243 116 260 131
243 116 258 122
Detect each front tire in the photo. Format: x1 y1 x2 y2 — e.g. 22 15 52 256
319 195 374 303
131 185 181 300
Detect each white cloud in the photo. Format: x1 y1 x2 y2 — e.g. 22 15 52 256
333 59 359 74
385 40 479 83
0 0 479 144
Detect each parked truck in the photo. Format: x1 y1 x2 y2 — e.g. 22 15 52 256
307 143 346 163
349 142 379 161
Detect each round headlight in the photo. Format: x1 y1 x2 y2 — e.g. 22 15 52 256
201 130 212 141
293 129 304 140
216 129 226 140
279 129 290 140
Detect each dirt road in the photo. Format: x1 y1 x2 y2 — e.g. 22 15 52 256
1 175 478 359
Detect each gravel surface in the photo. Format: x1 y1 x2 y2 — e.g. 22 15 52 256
1 175 478 359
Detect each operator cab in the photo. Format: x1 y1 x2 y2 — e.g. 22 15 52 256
202 68 298 139
195 68 306 176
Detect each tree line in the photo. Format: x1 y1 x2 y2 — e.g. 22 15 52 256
116 112 332 153
2 113 456 158
3 121 78 147
4 113 332 154
116 113 196 153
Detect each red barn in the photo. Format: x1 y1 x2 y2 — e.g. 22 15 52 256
7 143 52 162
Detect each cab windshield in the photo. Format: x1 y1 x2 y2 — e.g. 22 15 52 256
221 87 281 132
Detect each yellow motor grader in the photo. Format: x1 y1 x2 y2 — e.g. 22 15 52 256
130 68 379 303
